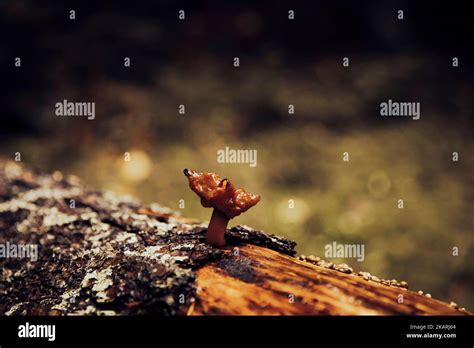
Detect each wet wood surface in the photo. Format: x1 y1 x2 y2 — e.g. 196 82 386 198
193 244 470 315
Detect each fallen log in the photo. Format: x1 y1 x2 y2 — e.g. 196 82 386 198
0 161 470 316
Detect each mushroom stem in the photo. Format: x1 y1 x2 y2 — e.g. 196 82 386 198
207 208 229 247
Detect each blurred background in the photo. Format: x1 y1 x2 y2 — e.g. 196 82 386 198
0 0 473 309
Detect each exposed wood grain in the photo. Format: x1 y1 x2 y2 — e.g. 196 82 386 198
193 244 470 315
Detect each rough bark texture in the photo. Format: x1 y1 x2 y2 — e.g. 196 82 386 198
0 161 470 316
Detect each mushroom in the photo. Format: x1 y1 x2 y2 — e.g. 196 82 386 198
183 169 261 247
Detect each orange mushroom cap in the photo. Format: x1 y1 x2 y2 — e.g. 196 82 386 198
183 169 260 218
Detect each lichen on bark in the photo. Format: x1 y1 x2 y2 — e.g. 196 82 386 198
0 161 295 315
